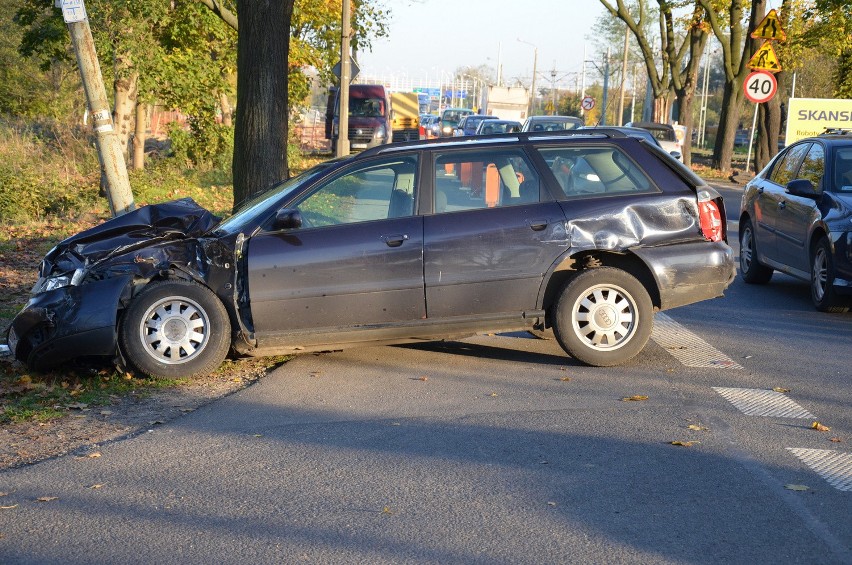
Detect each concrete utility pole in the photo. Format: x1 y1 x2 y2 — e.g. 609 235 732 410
336 0 351 157
60 0 134 217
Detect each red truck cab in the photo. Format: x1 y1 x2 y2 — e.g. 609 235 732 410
325 84 392 155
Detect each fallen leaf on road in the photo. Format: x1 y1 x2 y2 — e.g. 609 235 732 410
773 387 790 393
622 395 649 401
559 377 571 382
670 441 698 447
99 410 112 416
413 376 428 381
179 408 194 413
36 497 58 503
687 424 709 431
811 421 831 432
66 402 88 410
489 393 498 397
87 452 102 458
784 484 809 491
547 501 557 507
830 437 843 443
1 505 18 510
148 420 164 426
89 484 105 489
382 506 394 515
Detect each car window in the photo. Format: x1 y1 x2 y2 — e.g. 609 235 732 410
834 147 852 192
797 143 825 192
293 156 417 227
434 149 541 212
769 143 810 186
536 145 656 199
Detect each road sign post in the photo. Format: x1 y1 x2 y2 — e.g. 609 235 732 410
61 0 134 217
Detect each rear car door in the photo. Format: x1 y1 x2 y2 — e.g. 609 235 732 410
423 147 568 318
752 143 812 263
775 142 824 271
246 154 425 342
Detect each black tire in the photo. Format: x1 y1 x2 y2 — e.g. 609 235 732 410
552 267 653 367
119 280 231 378
811 237 850 313
739 218 774 284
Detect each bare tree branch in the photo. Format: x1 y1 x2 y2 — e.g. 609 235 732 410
197 0 238 31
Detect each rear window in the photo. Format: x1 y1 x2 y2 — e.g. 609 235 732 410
536 145 657 199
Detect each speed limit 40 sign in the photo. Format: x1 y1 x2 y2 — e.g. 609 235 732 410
743 70 777 104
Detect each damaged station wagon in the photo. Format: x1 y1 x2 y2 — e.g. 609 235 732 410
7 130 736 378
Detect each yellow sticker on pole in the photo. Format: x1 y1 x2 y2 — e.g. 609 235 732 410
751 9 787 42
748 41 782 73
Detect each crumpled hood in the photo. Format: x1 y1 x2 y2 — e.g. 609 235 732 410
39 198 220 277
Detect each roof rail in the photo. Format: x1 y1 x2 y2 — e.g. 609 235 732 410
820 128 852 136
358 128 629 158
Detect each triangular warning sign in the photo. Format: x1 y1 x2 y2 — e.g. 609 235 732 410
751 9 787 42
748 40 782 73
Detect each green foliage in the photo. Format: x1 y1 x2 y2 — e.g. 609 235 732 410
167 116 234 171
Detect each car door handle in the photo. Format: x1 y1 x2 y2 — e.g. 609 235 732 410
778 201 786 210
382 234 409 247
528 220 548 231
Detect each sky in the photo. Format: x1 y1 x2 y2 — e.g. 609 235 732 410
357 0 608 91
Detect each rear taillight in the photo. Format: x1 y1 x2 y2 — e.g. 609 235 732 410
697 190 724 242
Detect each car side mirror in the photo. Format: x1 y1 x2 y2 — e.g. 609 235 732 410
273 208 303 230
786 179 819 199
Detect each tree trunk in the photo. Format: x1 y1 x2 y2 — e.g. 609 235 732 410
712 79 745 171
132 101 146 170
219 91 233 127
755 91 781 171
113 72 138 158
700 0 766 172
232 0 295 209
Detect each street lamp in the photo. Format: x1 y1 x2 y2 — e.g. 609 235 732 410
517 38 538 116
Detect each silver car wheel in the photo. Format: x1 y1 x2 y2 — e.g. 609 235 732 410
570 283 637 351
812 245 828 302
138 295 210 365
740 226 755 270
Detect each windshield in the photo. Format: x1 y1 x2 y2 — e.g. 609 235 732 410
349 97 385 117
212 162 334 236
835 147 852 192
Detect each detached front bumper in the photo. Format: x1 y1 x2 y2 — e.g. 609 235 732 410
7 275 131 371
633 240 736 311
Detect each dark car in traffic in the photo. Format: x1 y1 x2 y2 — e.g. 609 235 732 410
8 130 735 378
475 119 522 135
739 130 852 312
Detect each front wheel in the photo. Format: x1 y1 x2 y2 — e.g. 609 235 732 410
119 280 231 378
552 268 653 367
811 237 849 313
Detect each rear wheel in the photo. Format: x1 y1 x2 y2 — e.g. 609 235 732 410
739 218 773 284
811 237 849 313
552 268 653 367
120 280 231 378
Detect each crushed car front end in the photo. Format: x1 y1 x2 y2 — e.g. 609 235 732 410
6 198 228 371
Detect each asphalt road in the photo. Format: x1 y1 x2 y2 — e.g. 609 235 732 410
1 183 850 564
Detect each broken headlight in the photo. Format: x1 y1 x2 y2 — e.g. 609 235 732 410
31 268 85 295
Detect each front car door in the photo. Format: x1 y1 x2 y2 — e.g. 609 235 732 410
423 146 568 319
246 154 425 346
